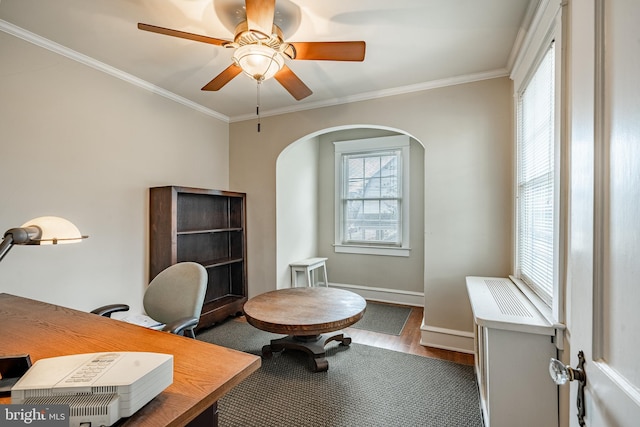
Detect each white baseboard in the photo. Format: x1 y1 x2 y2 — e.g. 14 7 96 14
328 282 424 307
420 322 475 354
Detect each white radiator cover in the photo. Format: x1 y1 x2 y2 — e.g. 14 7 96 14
466 276 559 427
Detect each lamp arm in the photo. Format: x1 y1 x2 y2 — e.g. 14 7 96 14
0 227 40 262
0 234 14 262
5 227 40 244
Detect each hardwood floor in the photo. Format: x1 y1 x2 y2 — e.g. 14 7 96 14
233 301 474 366
344 303 475 366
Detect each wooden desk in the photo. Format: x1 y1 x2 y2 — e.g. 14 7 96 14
0 293 260 426
243 287 366 372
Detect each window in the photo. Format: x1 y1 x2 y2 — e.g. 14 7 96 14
343 151 400 244
334 135 410 256
516 42 556 306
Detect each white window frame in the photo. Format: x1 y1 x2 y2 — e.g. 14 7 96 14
516 42 556 306
510 0 565 325
334 135 410 257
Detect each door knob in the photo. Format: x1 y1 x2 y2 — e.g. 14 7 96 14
549 350 587 426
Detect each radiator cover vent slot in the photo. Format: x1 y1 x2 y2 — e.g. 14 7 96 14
484 279 533 318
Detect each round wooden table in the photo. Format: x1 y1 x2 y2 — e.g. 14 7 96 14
243 287 367 372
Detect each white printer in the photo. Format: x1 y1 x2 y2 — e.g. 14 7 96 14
11 352 173 427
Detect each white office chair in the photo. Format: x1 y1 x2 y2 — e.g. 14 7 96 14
92 262 208 338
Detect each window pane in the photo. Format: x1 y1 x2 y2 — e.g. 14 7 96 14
381 199 399 217
380 176 398 197
364 157 380 178
347 177 364 198
380 155 397 177
364 176 381 198
348 157 364 179
363 200 379 215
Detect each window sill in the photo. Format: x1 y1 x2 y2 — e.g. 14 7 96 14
333 244 410 257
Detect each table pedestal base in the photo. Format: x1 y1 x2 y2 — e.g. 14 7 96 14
261 332 352 372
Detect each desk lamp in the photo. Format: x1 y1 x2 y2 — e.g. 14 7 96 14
0 216 88 391
0 216 88 262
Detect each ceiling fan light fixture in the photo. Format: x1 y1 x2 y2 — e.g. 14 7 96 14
233 44 285 81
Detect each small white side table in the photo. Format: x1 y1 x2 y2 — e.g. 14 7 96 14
290 257 329 287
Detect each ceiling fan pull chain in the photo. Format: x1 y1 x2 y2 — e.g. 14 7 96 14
256 80 261 132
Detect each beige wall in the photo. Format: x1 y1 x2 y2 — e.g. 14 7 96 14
0 32 229 313
230 77 513 336
276 135 320 288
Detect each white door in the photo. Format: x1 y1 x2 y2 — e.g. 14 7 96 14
568 0 640 426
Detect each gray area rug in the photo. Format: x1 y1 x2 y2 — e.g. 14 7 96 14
197 320 482 427
350 301 412 335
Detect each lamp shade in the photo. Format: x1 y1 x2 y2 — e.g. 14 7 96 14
19 216 86 245
233 44 285 81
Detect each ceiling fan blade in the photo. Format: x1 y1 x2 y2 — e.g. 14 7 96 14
138 23 230 46
245 0 275 37
287 41 366 61
274 65 312 101
201 64 243 91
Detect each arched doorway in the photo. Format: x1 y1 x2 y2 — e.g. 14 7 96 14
275 125 425 306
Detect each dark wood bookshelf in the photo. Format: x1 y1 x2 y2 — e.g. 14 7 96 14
150 186 247 330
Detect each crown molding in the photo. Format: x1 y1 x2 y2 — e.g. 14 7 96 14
2 18 511 125
0 19 230 123
230 68 511 122
506 0 541 72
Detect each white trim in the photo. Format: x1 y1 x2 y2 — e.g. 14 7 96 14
510 0 566 333
230 68 511 122
0 19 229 122
334 135 411 256
505 0 542 71
328 282 424 307
594 361 640 407
511 0 562 88
334 134 411 153
591 0 607 361
333 244 410 257
554 3 568 327
420 323 475 354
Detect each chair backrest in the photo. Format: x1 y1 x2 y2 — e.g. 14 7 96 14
143 262 207 326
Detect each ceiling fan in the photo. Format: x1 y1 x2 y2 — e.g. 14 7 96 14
138 0 366 101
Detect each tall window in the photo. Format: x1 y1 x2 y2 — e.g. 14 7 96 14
343 150 400 244
516 42 556 305
334 135 410 257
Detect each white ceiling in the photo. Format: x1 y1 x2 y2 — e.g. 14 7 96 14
0 0 534 121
